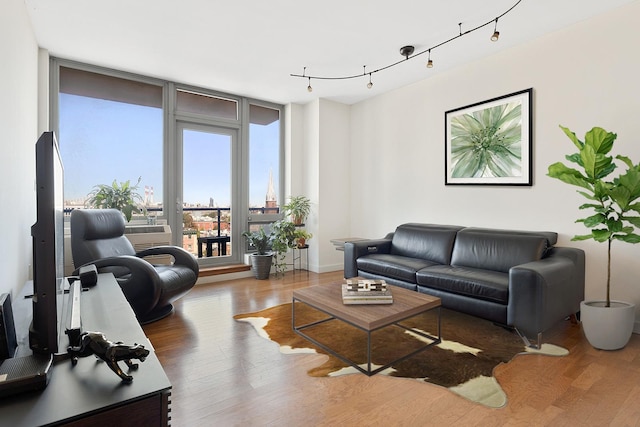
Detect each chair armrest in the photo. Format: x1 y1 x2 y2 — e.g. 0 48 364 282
344 239 392 278
136 245 199 274
74 255 162 317
507 247 585 337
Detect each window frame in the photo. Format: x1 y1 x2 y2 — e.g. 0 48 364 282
50 58 285 267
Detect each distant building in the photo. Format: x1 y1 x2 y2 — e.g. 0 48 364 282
265 168 278 214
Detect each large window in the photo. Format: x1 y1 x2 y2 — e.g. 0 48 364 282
249 104 281 210
58 67 163 212
53 60 284 267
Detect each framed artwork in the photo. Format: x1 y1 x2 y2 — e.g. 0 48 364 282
445 88 533 186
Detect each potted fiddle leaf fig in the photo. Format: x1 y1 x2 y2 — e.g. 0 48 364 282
547 125 640 350
283 195 311 225
86 176 145 222
242 227 272 280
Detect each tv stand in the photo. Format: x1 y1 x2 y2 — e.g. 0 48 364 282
0 273 171 426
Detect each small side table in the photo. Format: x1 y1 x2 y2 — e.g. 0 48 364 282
292 244 309 275
330 237 366 251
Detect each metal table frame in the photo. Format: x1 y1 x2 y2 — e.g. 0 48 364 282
292 297 441 376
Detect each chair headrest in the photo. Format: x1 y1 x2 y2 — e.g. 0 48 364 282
71 209 126 240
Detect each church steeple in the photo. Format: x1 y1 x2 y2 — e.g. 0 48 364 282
265 169 277 213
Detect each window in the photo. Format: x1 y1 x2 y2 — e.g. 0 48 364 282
52 60 284 267
58 67 163 214
249 104 281 211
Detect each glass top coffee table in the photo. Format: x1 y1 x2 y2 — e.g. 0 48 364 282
292 282 442 376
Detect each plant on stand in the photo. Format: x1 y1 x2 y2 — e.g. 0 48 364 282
283 196 311 225
86 176 145 222
293 229 312 248
548 125 640 349
242 227 273 280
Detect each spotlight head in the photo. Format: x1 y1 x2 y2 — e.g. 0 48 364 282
491 31 500 42
307 84 313 93
367 82 373 89
427 59 433 69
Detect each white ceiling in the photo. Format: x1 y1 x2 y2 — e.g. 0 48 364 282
24 0 636 105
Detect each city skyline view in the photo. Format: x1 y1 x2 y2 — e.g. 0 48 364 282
59 93 281 209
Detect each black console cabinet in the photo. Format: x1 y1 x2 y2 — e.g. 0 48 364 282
0 274 171 426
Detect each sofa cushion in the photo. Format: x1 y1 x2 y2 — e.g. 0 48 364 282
390 224 463 264
463 227 558 246
450 229 547 273
416 265 509 304
356 254 438 284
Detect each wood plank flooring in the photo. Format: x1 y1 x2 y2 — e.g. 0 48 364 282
142 271 640 426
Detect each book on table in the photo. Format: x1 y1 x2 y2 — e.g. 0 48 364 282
342 279 393 305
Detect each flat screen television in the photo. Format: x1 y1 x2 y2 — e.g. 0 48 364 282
29 131 66 355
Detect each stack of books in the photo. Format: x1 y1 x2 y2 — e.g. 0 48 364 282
342 279 393 305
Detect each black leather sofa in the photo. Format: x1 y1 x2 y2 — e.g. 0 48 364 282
344 223 585 346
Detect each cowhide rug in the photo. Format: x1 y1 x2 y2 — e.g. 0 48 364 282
234 302 568 408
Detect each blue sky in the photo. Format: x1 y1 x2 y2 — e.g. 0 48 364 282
59 94 279 208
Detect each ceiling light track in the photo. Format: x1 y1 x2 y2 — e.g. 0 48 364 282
292 0 522 91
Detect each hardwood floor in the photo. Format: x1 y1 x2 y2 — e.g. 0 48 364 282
143 271 640 426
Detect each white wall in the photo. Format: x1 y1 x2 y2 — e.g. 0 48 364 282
316 99 351 272
291 99 351 273
348 2 640 316
0 0 40 298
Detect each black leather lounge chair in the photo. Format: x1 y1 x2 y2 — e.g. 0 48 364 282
70 209 199 324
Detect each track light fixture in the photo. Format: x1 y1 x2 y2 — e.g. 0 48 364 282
291 0 522 91
491 18 500 42
400 45 415 59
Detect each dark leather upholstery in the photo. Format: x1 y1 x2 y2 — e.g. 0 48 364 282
344 223 585 339
390 223 463 263
70 209 199 324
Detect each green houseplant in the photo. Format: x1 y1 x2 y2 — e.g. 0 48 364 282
242 227 272 280
547 125 640 349
283 196 311 225
269 219 297 276
293 229 312 248
86 177 145 222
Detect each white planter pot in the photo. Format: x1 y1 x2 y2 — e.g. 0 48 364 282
580 300 636 350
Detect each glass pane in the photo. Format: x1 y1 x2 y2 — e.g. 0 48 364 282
249 104 280 215
58 69 163 218
176 90 238 120
182 129 232 259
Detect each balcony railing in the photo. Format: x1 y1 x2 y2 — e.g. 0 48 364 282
65 206 281 259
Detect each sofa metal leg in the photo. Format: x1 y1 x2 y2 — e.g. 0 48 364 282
515 328 542 350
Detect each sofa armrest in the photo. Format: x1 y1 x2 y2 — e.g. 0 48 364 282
344 239 392 278
507 247 585 337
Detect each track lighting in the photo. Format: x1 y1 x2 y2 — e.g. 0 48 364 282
292 0 522 91
400 45 415 59
491 18 500 42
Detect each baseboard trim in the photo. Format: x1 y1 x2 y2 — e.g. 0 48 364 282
198 264 250 277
